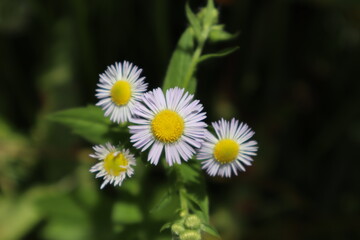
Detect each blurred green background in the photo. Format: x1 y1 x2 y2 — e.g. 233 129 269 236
0 0 359 239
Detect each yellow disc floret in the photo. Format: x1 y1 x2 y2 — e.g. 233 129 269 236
103 152 128 176
213 139 239 164
151 110 184 143
110 80 132 105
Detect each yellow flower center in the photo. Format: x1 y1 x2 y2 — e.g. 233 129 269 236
110 80 132 105
151 110 184 143
213 139 239 164
103 152 128 176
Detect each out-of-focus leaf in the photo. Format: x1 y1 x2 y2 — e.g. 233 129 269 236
121 179 141 196
0 189 43 240
75 163 99 208
162 27 195 90
160 222 172 232
188 77 197 94
186 2 202 41
198 47 239 63
150 189 174 213
37 192 91 240
201 224 222 239
150 186 179 221
112 202 143 224
208 25 238 43
47 105 111 144
42 218 90 240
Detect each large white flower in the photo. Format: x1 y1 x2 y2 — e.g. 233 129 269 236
129 87 207 166
90 142 136 189
197 118 258 177
95 61 148 123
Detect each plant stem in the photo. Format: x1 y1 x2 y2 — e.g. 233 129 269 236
182 17 212 90
179 186 189 215
182 40 205 90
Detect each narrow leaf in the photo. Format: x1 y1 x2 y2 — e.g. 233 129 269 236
198 46 239 63
185 2 202 41
184 192 209 219
201 224 221 238
209 26 239 43
160 222 172 232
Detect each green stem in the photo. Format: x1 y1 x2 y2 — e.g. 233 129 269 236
182 40 204 90
179 186 189 215
182 19 212 90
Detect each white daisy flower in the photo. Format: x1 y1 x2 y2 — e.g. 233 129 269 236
129 87 207 166
197 118 258 177
95 61 148 123
90 142 136 189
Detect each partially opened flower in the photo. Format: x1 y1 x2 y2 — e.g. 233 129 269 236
197 118 258 177
129 87 207 166
90 142 136 189
96 61 148 123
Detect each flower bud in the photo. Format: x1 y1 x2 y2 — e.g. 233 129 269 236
171 222 185 235
179 230 201 240
179 210 188 217
184 214 201 229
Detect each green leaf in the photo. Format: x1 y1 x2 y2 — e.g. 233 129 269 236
185 2 202 41
187 77 197 94
184 192 209 220
174 161 202 185
47 105 111 144
160 222 172 232
201 224 222 239
0 190 43 240
209 25 238 43
172 161 210 221
112 202 143 224
198 46 239 63
39 194 91 240
150 189 174 213
162 27 195 90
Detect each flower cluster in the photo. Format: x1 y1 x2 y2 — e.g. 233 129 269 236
90 61 258 188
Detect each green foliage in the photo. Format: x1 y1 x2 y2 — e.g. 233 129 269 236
185 3 202 41
160 1 238 238
0 189 43 240
162 27 195 92
199 47 240 63
1 0 359 238
48 105 110 144
208 25 238 43
150 189 175 213
2 0 238 239
112 202 143 224
39 194 91 240
48 105 131 145
201 224 221 238
162 0 238 94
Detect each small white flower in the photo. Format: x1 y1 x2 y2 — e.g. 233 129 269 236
90 142 136 189
197 118 258 177
129 87 207 166
96 61 148 123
